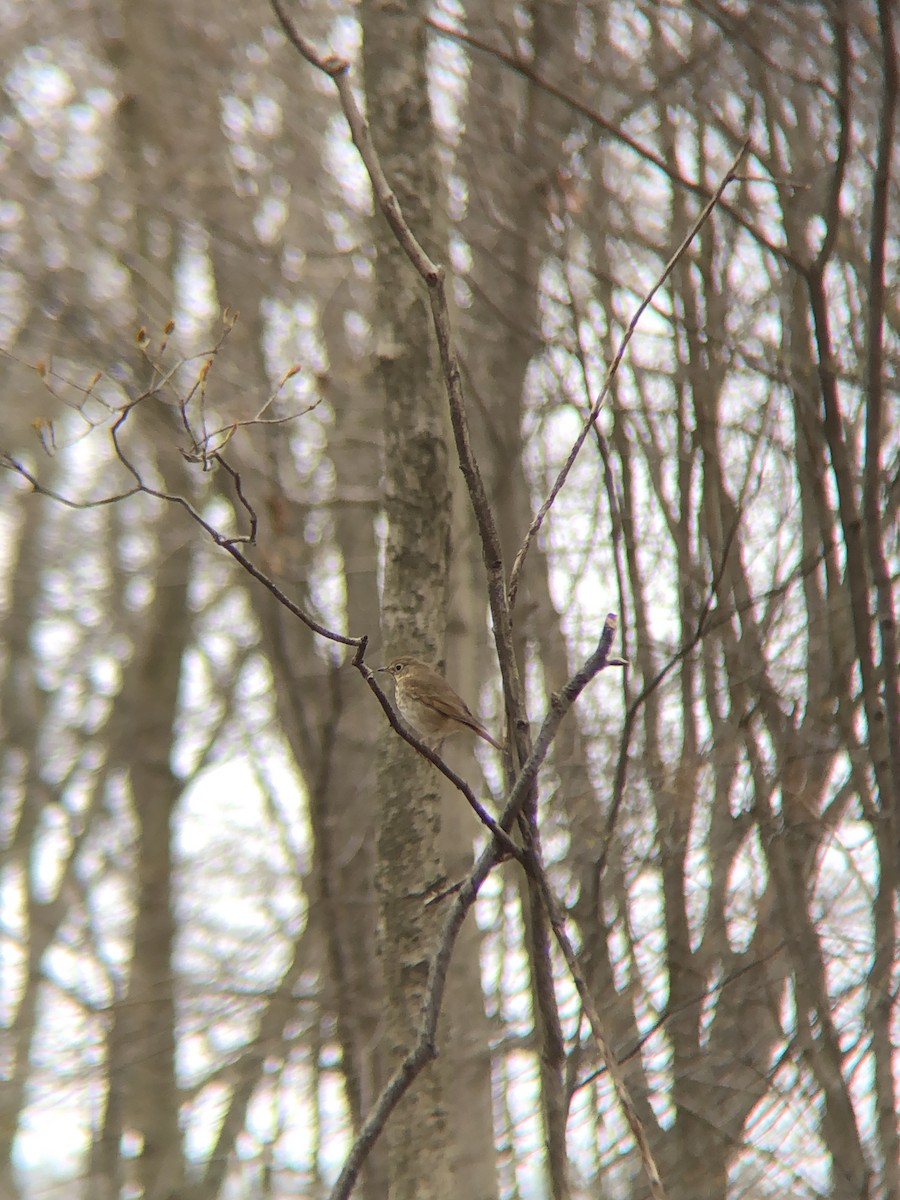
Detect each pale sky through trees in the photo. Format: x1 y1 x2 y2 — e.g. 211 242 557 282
1 3 898 1200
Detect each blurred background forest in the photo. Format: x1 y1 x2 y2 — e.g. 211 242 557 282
1 0 898 1198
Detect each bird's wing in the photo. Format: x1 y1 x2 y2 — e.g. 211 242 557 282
429 683 500 743
407 676 476 722
407 676 501 748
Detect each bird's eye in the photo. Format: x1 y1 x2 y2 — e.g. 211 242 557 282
393 663 402 674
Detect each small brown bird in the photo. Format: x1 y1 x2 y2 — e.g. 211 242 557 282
378 655 503 751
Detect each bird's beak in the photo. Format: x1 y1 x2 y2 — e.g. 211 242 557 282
376 665 389 673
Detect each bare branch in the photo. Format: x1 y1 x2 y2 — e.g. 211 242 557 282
351 646 522 860
2 424 363 651
507 137 749 610
329 614 633 1200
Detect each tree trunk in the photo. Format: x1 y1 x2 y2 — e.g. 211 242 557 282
361 1 453 1197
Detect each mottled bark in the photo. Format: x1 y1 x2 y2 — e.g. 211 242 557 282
361 1 452 1197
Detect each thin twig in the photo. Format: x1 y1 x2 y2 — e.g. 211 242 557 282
2 433 363 649
1 454 141 508
506 137 749 610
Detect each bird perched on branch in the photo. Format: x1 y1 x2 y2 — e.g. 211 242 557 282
378 655 503 751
